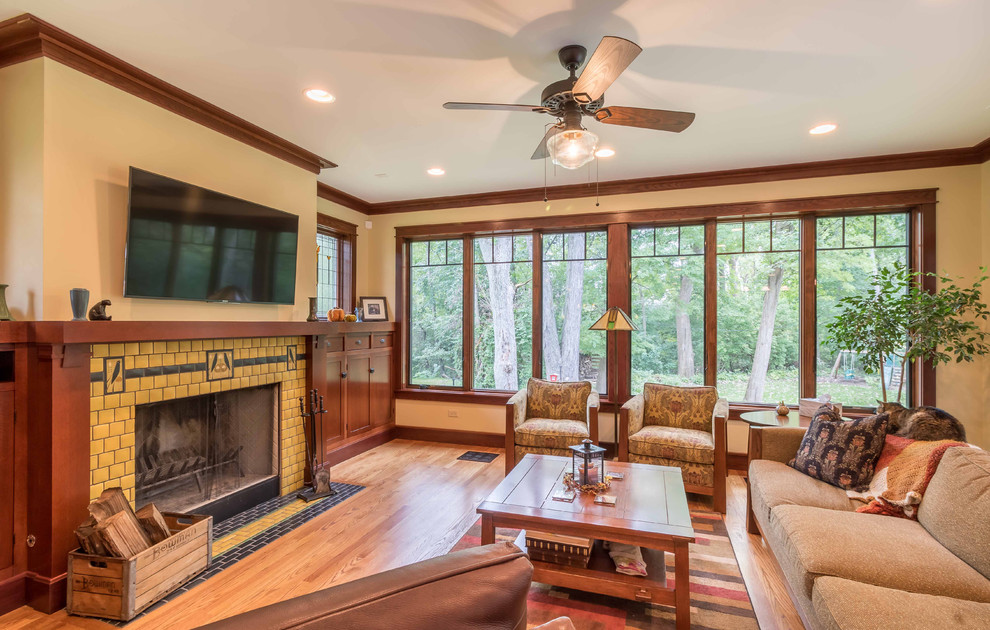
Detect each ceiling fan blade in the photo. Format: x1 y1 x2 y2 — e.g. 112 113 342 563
571 36 642 104
594 106 696 132
444 102 549 113
531 126 562 160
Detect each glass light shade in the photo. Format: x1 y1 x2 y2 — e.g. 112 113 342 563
547 128 599 169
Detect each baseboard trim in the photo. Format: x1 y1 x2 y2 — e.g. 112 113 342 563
326 425 396 467
393 426 503 449
24 571 65 615
0 572 26 617
727 452 748 473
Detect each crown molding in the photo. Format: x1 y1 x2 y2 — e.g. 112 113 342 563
0 13 336 174
319 136 990 217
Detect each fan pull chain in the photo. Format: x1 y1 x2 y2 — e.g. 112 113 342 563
595 157 600 207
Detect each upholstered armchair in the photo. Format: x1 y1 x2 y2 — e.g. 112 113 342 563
504 378 600 475
619 384 729 513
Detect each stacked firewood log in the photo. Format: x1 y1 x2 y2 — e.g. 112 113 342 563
74 487 172 558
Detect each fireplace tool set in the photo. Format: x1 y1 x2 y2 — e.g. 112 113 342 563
298 389 335 501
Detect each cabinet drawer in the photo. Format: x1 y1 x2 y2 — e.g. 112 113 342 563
325 336 344 352
372 333 393 348
345 334 371 351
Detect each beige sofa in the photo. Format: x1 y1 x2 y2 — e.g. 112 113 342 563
746 426 990 630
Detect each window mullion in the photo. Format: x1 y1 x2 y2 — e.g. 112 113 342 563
799 215 817 401
462 235 474 392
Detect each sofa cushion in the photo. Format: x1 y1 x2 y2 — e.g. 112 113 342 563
812 576 990 630
788 409 888 490
525 378 591 422
770 504 990 604
628 425 714 464
643 383 717 432
918 446 990 579
628 453 713 488
514 418 589 449
748 460 858 530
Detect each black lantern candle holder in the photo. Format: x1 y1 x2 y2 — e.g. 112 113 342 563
570 439 606 486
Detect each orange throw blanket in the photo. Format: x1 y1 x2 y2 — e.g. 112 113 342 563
847 435 967 519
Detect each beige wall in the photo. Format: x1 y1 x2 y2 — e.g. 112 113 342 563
316 197 372 310
982 160 990 448
365 164 989 449
0 59 45 319
17 59 319 321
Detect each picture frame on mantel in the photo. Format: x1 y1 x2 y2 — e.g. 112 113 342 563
359 296 389 321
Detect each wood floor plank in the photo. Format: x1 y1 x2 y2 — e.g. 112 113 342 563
0 442 804 629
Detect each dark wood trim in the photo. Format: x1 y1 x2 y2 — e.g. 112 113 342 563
395 388 513 405
394 189 938 237
703 220 717 387
606 224 632 406
799 215 817 399
317 183 372 214
316 212 358 236
349 143 985 216
394 239 406 393
393 426 504 449
0 572 26 617
912 202 938 406
532 233 543 380
25 321 394 345
325 425 395 467
726 452 748 473
0 14 335 174
462 235 474 390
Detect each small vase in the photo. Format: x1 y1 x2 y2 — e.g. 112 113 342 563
776 401 790 416
0 284 13 321
306 297 318 322
70 288 90 321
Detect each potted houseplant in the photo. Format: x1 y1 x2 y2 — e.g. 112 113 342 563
823 263 990 404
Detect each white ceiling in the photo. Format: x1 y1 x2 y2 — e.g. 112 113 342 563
4 0 989 203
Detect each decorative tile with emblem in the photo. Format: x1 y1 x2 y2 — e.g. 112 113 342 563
104 357 125 394
286 346 297 370
206 349 233 381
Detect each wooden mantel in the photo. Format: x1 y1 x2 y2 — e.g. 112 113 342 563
0 319 397 616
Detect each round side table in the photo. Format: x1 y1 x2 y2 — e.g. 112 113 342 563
738 409 804 428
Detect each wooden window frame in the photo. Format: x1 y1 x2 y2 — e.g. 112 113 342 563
395 189 938 413
316 213 357 315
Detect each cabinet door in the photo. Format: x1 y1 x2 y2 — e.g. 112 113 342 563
321 354 346 460
0 389 14 571
370 351 392 428
345 355 371 436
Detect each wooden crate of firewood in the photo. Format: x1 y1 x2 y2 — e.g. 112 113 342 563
68 512 212 620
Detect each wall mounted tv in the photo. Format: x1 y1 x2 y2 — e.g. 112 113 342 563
124 168 299 304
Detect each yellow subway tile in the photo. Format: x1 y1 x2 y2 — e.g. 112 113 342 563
175 352 187 365
124 460 134 475
167 373 179 387
153 341 166 354
109 343 125 357
163 354 175 367
150 389 163 403
109 463 125 480
176 385 188 398
121 432 135 448
104 394 120 409
114 406 130 421
135 354 149 369
153 375 167 389
191 340 203 351
120 392 135 407
135 390 150 405
109 421 125 437
92 344 109 358
91 397 104 412
124 418 134 434
163 386 176 400
125 356 135 370
114 448 130 465
90 484 104 500
90 358 103 373
97 453 114 468
149 354 162 368
139 342 154 354
104 436 120 452
125 342 140 356
180 372 192 385
98 409 114 424
179 340 191 352
166 341 179 353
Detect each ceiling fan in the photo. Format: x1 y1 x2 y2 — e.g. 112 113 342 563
443 36 696 170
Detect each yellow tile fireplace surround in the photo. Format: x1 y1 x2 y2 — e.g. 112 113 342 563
88 336 310 506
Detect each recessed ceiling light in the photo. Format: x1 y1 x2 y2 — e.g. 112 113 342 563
809 123 837 135
304 88 335 103
427 167 445 176
595 148 616 158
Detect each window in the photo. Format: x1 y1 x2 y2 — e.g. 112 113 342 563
473 235 533 391
816 213 910 407
716 219 800 404
630 225 705 394
541 231 608 394
316 215 356 316
408 239 464 387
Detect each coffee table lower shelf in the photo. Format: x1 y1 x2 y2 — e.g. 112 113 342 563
513 531 674 606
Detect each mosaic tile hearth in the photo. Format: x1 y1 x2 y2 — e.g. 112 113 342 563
87 336 310 503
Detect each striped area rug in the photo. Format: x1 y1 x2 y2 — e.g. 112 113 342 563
451 512 758 629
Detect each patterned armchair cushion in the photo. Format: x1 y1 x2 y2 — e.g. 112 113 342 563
628 453 714 488
525 378 592 423
514 418 590 450
628 425 715 464
643 383 718 432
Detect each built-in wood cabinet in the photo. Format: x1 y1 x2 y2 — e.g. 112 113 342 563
311 323 397 466
0 384 14 573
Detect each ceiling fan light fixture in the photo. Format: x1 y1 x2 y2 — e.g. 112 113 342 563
809 123 837 135
594 147 615 158
547 128 599 169
427 167 445 176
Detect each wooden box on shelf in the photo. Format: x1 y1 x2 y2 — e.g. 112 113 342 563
67 512 212 621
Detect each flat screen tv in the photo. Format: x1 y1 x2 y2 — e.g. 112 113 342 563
124 167 298 304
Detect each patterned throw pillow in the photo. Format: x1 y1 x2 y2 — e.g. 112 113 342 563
525 378 592 423
788 404 889 490
643 383 718 432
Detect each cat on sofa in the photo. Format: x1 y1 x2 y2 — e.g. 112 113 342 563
875 401 966 442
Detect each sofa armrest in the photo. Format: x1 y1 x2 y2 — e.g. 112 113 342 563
195 542 533 630
749 426 807 464
507 389 527 429
622 394 645 436
712 397 729 423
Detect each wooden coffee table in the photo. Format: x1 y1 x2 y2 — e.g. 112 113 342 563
477 454 695 630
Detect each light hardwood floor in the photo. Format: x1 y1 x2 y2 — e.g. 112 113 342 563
0 440 803 629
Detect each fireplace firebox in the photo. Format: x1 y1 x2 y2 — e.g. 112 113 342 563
134 384 279 519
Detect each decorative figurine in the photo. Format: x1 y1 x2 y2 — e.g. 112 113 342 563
0 284 13 321
88 299 112 321
776 400 790 416
306 297 318 322
329 306 345 322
